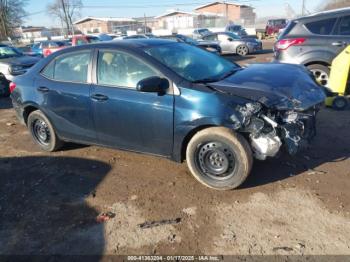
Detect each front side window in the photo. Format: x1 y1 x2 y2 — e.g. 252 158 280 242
97 50 160 88
305 18 337 35
335 15 350 35
203 34 217 41
41 51 91 83
144 43 239 82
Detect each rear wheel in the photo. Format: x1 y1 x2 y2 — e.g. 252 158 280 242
236 45 249 56
27 110 63 151
186 127 253 190
307 64 330 87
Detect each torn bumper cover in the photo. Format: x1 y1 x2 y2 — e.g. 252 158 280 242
230 102 319 160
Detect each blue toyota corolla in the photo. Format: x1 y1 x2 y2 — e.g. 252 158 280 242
10 39 326 190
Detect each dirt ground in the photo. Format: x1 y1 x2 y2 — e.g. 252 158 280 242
0 40 350 256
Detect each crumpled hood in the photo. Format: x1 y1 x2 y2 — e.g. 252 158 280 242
0 55 40 66
209 63 326 111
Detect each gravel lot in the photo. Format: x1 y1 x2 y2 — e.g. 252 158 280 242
0 40 350 256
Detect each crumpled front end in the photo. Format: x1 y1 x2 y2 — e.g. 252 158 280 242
230 102 320 160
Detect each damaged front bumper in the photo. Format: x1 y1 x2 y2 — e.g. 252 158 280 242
231 102 319 160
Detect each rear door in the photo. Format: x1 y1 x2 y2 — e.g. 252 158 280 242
35 50 96 143
91 48 174 156
331 15 350 54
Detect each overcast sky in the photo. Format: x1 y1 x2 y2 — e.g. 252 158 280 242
25 0 323 27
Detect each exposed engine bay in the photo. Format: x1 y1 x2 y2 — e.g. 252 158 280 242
230 102 319 160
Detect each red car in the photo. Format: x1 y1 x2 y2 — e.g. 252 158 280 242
265 19 287 37
42 41 69 57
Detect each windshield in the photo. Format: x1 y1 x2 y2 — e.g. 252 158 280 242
0 46 22 59
225 32 241 40
178 35 198 45
144 43 239 82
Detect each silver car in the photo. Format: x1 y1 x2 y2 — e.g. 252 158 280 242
201 32 262 56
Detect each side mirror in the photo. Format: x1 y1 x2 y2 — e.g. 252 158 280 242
227 37 233 42
136 76 169 93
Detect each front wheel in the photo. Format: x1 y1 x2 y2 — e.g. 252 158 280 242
236 45 249 56
27 110 64 152
186 127 253 190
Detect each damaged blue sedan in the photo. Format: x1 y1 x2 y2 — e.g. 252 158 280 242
10 39 326 190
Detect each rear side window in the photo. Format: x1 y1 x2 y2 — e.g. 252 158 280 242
305 18 337 35
335 15 350 35
41 51 91 83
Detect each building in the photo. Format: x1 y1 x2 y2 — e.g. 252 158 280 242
73 17 140 34
133 16 159 30
155 10 224 31
155 11 197 31
195 1 256 26
20 26 52 39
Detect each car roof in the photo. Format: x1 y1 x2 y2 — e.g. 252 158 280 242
295 7 350 22
0 44 9 47
63 39 177 52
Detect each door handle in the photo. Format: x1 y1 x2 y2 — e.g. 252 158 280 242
332 41 346 46
37 86 50 93
91 94 109 101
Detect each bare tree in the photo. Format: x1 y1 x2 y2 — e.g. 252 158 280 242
47 0 82 35
0 0 27 39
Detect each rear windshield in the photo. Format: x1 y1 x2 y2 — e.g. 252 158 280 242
278 21 296 39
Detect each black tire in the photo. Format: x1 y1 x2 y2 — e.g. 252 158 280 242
27 110 63 152
332 96 348 111
0 75 10 97
307 64 330 87
186 127 253 190
236 45 249 56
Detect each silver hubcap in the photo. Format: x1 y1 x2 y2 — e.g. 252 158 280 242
310 69 329 86
237 46 248 55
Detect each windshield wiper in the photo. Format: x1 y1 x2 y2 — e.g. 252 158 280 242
192 77 220 83
218 68 241 80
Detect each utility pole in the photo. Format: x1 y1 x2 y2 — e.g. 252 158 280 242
61 0 70 35
301 0 306 16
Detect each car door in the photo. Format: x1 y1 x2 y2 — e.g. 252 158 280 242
91 49 174 156
35 50 96 143
217 33 234 53
331 15 350 54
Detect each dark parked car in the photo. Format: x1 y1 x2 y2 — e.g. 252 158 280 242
161 34 221 53
225 24 248 37
274 8 350 86
193 28 211 39
0 44 40 96
10 40 325 190
201 32 262 56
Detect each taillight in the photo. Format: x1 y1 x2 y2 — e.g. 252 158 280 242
275 38 306 51
9 82 16 93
